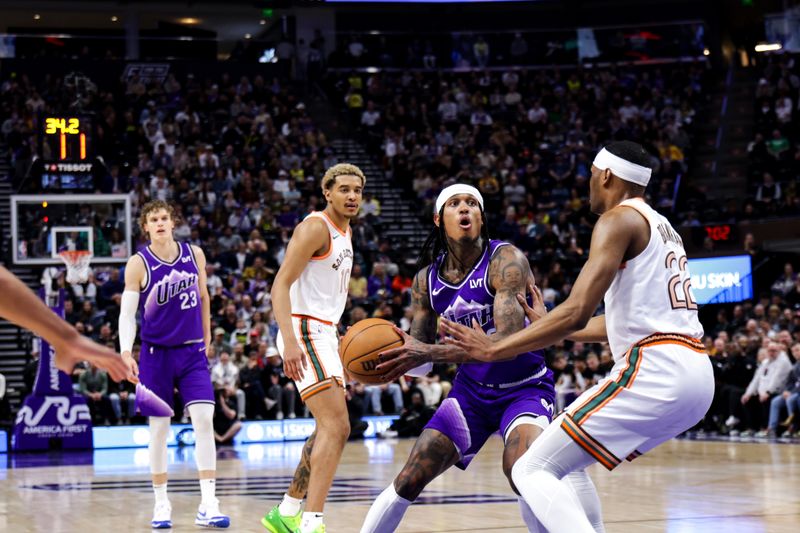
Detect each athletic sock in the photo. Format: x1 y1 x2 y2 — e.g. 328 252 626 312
199 479 216 505
153 483 168 505
359 484 412 533
300 512 323 532
279 493 303 516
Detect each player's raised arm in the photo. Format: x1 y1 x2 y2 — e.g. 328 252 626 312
0 265 132 382
271 218 330 381
442 206 642 361
487 245 530 341
191 245 212 349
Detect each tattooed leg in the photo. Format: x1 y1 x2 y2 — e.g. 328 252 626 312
503 424 542 494
393 429 460 500
303 382 350 512
287 429 317 499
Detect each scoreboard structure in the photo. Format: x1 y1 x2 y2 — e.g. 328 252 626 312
30 115 103 190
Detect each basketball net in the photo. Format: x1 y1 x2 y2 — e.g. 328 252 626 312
58 250 93 284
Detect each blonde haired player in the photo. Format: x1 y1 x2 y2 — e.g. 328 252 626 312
261 163 365 533
119 200 228 529
437 140 714 532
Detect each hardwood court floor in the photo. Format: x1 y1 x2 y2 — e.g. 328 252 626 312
1 436 799 532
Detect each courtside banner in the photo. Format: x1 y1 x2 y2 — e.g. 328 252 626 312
687 255 753 305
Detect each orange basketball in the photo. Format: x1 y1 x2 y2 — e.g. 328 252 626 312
340 318 403 385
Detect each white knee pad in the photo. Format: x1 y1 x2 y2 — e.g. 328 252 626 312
149 416 171 475
188 403 216 472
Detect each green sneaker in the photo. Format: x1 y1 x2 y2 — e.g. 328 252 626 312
261 505 301 533
306 525 325 533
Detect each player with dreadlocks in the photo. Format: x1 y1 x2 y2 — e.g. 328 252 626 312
360 184 605 532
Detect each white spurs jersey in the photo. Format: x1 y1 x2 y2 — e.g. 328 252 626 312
289 211 353 324
603 199 704 359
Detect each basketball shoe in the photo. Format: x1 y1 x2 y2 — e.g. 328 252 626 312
151 501 172 529
261 505 302 533
195 498 230 528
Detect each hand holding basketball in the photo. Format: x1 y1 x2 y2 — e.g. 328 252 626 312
373 328 432 382
340 318 405 384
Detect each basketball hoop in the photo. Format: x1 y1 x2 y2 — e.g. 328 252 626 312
58 250 93 284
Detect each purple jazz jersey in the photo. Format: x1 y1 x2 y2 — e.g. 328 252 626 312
137 340 214 415
429 239 546 385
138 241 204 347
426 372 555 469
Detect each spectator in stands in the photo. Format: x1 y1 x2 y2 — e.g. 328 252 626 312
211 352 246 420
239 351 270 420
264 346 298 419
771 263 797 296
364 381 403 416
765 346 800 437
213 388 242 446
740 342 793 435
79 362 111 424
0 371 9 422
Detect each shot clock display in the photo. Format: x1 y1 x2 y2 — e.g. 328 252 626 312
38 116 97 190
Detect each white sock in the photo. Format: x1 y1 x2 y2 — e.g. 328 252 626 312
279 493 303 516
300 512 323 533
518 496 544 533
153 483 168 505
516 470 595 533
562 470 605 533
360 484 412 533
200 479 216 504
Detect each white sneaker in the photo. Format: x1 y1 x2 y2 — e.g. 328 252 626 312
276 411 284 420
725 416 739 428
195 498 230 528
151 501 172 529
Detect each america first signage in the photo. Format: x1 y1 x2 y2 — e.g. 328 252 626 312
12 290 93 451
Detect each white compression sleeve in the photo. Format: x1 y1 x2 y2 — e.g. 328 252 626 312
405 362 433 378
119 290 140 353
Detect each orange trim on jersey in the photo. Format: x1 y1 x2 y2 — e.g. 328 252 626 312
305 321 329 379
319 210 348 237
299 376 341 401
296 319 327 382
572 345 644 426
637 332 706 353
561 415 621 471
310 229 333 261
570 347 632 415
292 314 334 327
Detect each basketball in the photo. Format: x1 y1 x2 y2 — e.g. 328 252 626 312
340 318 404 385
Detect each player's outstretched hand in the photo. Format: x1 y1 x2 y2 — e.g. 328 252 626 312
517 280 547 323
283 342 308 382
440 318 495 362
54 334 136 383
121 352 140 382
376 326 429 382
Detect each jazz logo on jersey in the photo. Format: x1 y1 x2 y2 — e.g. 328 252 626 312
154 270 198 305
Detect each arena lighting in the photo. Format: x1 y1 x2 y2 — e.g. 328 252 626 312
260 19 267 25
178 17 201 25
754 42 782 52
111 16 118 22
703 48 710 56
245 33 252 39
33 14 41 20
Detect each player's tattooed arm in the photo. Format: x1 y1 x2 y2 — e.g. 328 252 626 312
487 245 530 340
409 266 437 344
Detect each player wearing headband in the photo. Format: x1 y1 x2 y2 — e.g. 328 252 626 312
438 141 713 532
360 184 602 533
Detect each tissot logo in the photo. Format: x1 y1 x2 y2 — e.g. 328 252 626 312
49 163 93 172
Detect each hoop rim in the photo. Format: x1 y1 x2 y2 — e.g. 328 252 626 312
58 250 93 261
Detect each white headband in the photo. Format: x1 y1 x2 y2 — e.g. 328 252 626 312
435 184 484 214
592 148 652 187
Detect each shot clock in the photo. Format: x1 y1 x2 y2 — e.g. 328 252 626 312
36 115 100 190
